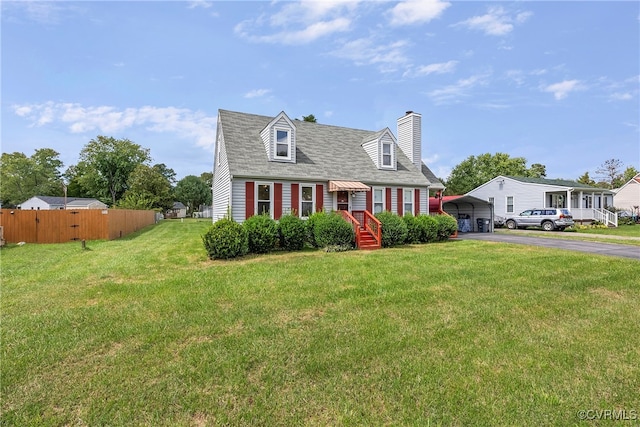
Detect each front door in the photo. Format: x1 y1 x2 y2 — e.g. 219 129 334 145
336 191 349 211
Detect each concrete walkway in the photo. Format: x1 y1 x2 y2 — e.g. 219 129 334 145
457 230 640 260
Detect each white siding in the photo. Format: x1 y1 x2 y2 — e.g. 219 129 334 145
231 179 247 223
362 139 379 168
397 112 421 169
19 197 56 210
468 178 557 216
614 180 640 211
212 129 232 221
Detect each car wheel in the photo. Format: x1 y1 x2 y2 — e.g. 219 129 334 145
542 221 554 231
506 220 517 230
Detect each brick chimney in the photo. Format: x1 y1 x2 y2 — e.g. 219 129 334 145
397 111 422 169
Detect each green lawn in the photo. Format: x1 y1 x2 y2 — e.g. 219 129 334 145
577 224 640 237
2 220 639 426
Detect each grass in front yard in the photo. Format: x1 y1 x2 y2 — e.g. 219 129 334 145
2 220 639 425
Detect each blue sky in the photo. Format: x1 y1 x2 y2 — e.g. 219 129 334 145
2 1 639 183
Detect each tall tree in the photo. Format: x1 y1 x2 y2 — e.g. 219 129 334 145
200 171 213 189
302 114 317 123
595 158 624 189
0 149 64 207
445 153 543 195
174 175 211 214
620 166 639 186
77 136 151 205
152 163 177 185
117 164 173 211
576 171 596 186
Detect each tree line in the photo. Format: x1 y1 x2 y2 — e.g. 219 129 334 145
442 153 638 195
0 136 212 213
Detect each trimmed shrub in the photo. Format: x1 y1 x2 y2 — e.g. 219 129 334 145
403 213 422 244
202 218 248 260
305 211 327 248
375 211 408 247
434 214 458 241
278 214 306 251
244 214 278 254
416 214 438 243
314 212 355 251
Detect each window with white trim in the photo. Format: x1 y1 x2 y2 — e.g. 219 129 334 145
257 183 272 217
506 196 514 213
275 129 291 159
382 142 392 167
373 188 385 214
300 184 315 218
403 188 413 216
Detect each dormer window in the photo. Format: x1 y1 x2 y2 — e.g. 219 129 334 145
275 129 291 159
261 112 296 163
382 142 392 167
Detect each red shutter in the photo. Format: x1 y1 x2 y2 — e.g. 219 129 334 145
245 181 255 219
397 188 403 215
316 184 324 212
274 183 283 219
291 183 299 217
385 187 392 212
366 189 372 212
414 189 420 216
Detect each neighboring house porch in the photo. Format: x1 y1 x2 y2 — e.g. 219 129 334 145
468 176 617 227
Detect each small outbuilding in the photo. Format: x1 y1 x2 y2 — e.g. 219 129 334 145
18 196 108 210
430 195 495 232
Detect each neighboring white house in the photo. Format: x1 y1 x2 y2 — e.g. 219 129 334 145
212 109 444 248
18 196 108 210
613 173 640 214
467 176 617 227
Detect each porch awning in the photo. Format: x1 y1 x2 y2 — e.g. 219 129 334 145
328 180 370 192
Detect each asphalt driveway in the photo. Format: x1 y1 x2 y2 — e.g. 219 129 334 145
457 231 640 260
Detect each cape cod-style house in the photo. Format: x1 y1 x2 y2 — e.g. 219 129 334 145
467 176 617 227
212 109 444 249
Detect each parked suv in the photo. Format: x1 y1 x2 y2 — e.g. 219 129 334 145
505 208 574 231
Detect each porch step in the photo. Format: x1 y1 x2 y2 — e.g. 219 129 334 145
357 229 381 250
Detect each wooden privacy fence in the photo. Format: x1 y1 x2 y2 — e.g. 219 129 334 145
0 209 156 244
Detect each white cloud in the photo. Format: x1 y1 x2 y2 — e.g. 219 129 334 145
331 38 410 72
454 6 532 36
388 0 451 26
610 92 633 101
187 1 212 9
427 73 491 104
405 60 458 78
234 1 356 45
12 102 216 149
244 89 272 99
542 79 583 100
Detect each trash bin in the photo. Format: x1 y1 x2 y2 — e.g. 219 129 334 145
476 218 485 232
484 218 490 232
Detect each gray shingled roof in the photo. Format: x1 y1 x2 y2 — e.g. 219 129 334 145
220 109 442 188
27 196 103 206
506 176 615 193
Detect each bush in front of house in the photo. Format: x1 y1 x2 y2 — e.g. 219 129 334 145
305 211 327 248
434 214 458 241
403 213 422 244
278 214 306 251
244 214 278 253
314 212 355 251
202 218 248 259
416 214 438 243
375 211 408 247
